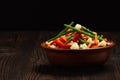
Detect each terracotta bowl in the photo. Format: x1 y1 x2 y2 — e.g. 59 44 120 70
41 41 115 67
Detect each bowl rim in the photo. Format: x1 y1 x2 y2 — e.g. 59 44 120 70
41 40 115 51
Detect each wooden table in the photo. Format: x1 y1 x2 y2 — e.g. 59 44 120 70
0 31 119 80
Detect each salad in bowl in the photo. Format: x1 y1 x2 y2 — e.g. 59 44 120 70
45 21 111 50
41 21 115 67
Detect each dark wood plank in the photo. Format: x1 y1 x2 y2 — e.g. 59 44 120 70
0 31 120 80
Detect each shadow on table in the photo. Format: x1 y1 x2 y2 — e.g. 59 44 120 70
36 64 113 76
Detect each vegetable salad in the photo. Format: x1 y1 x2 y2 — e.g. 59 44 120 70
45 21 110 49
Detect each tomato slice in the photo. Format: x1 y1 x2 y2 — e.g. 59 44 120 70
72 33 81 42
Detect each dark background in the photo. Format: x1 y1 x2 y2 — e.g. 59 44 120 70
32 7 120 31
1 2 120 31
0 8 32 31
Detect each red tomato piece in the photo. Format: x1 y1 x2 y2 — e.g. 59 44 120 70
72 33 81 42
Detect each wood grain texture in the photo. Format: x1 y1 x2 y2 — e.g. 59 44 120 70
0 31 120 80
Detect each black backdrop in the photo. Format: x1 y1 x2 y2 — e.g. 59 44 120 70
32 4 120 31
1 2 120 31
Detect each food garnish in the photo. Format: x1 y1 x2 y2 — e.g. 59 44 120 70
45 21 110 49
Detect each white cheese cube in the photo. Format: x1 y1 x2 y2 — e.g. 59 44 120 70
80 43 88 49
70 42 80 49
98 40 107 47
75 24 82 30
87 37 93 43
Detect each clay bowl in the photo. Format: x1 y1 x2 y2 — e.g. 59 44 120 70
41 41 115 67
